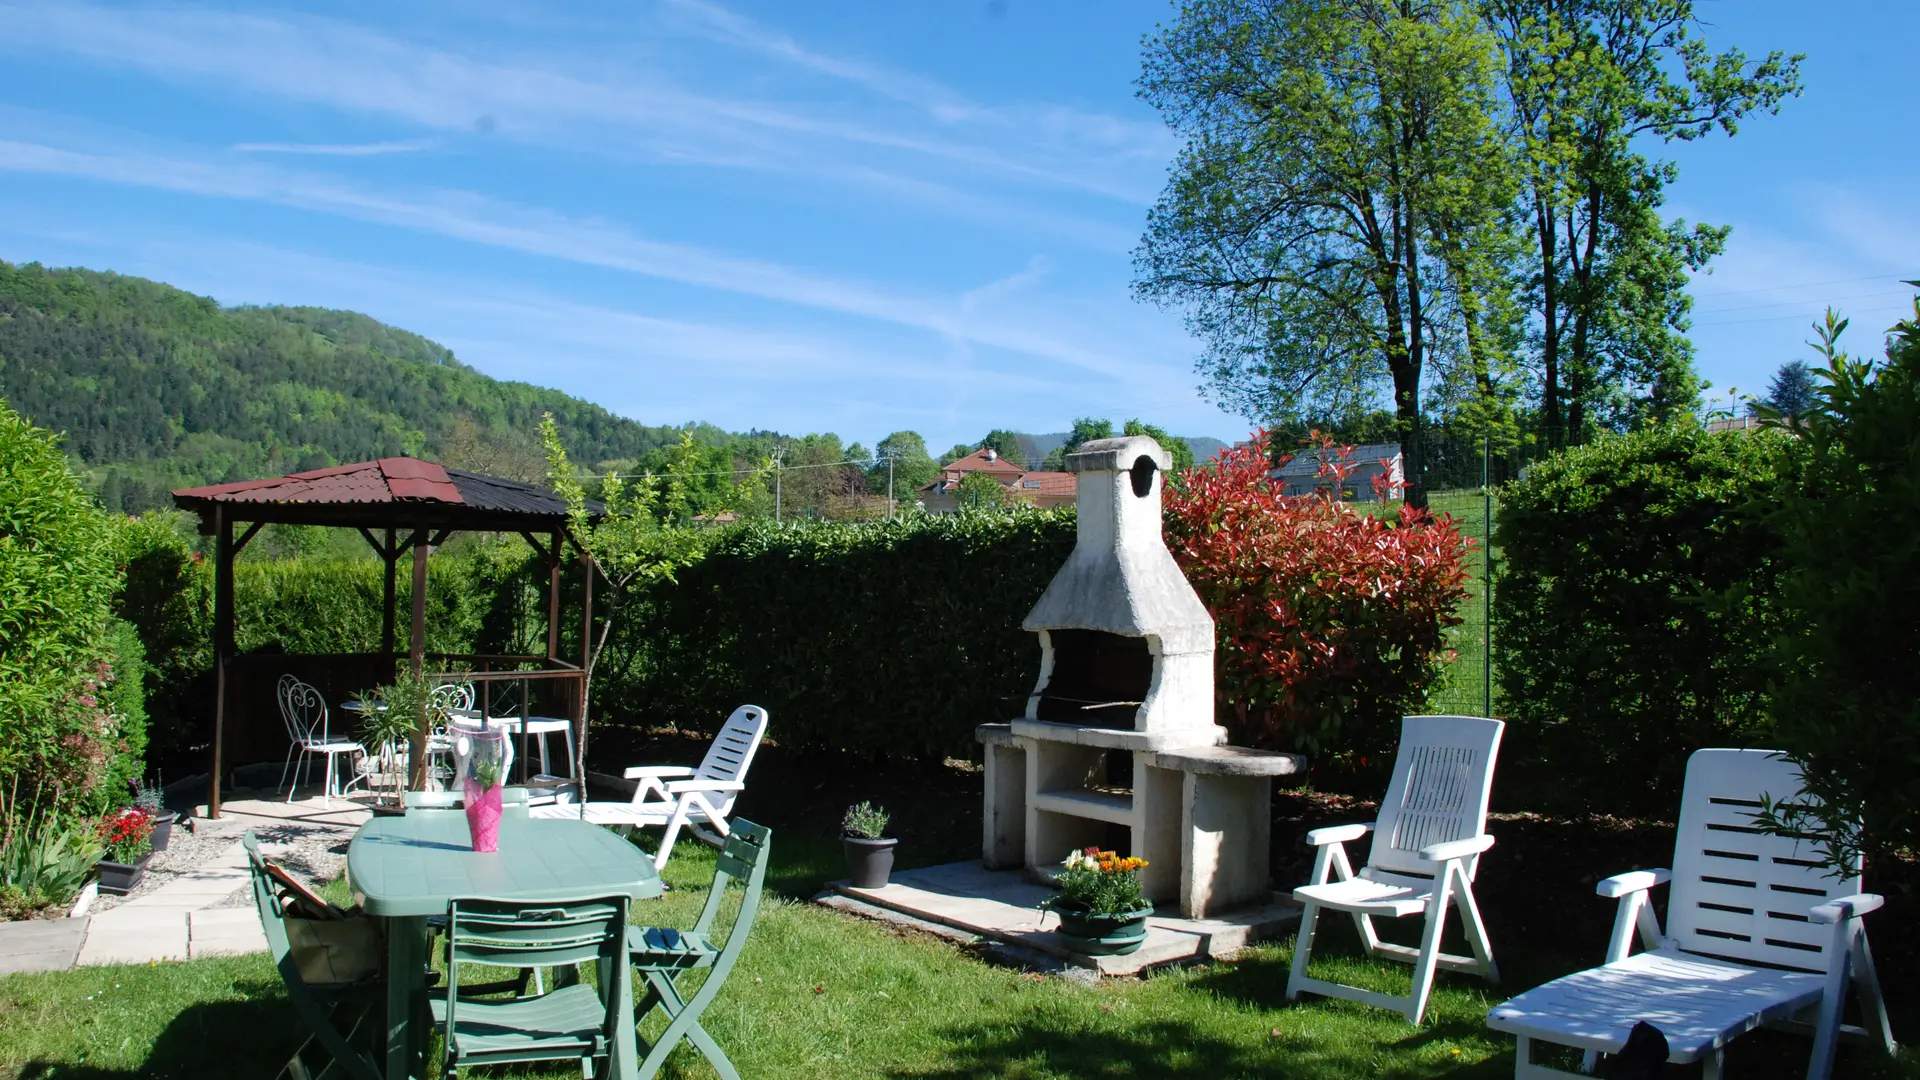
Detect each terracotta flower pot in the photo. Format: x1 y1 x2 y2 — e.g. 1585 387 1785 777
1049 901 1154 955
842 836 897 889
97 854 152 896
464 781 504 852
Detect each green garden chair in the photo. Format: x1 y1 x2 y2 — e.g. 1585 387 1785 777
434 894 631 1080
629 818 770 1080
243 831 383 1080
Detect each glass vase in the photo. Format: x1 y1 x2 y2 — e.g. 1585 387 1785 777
453 725 511 852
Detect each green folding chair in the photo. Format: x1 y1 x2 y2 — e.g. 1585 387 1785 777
435 894 630 1080
629 818 770 1080
243 831 383 1080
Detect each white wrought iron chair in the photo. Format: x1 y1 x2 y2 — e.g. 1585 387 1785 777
275 675 366 804
1286 714 1505 1024
531 705 767 870
1486 748 1895 1079
423 682 475 790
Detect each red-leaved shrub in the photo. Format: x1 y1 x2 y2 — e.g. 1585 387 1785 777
1165 432 1470 771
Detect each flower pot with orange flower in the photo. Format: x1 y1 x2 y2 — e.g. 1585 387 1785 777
1042 848 1154 955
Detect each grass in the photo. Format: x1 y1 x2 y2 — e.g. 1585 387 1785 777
3 820 1915 1080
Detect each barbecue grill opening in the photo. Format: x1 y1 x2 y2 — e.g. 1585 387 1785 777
1035 629 1152 726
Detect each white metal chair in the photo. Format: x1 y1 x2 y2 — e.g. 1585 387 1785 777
275 675 366 804
1286 714 1505 1024
1486 748 1895 1079
531 705 768 870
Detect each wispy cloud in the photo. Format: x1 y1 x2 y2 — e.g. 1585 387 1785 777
0 1 1166 205
233 138 440 156
0 132 1190 385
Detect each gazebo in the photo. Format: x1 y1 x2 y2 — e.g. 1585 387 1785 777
171 457 599 818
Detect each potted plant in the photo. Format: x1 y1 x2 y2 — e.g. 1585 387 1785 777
131 777 177 852
358 667 435 816
96 807 156 895
1042 847 1154 955
841 802 896 888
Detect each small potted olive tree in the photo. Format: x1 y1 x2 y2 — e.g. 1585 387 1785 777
840 802 897 889
358 667 434 816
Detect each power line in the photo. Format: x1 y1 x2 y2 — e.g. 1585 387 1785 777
1692 288 1913 317
1693 302 1912 329
1690 272 1916 299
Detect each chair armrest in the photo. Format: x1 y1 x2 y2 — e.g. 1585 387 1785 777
1306 823 1373 846
1810 893 1884 924
624 766 697 780
664 779 745 795
1596 869 1671 899
1419 834 1495 863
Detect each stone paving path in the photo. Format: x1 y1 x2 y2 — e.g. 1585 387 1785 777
0 795 368 975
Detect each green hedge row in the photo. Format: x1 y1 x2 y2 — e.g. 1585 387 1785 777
1492 426 1803 816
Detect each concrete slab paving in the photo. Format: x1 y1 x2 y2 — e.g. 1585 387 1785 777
189 909 267 958
0 918 89 974
79 906 190 966
827 860 1300 976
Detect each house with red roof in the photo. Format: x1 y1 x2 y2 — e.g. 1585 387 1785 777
918 447 1076 512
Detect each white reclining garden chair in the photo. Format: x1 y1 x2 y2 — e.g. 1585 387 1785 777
1286 714 1505 1024
531 705 767 871
1486 748 1894 1080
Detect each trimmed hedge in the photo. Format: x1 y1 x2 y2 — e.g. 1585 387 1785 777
0 396 142 814
1492 426 1802 816
606 510 1075 758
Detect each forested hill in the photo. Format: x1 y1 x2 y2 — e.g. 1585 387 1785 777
0 261 684 511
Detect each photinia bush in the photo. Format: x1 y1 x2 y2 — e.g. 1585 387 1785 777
1164 432 1469 771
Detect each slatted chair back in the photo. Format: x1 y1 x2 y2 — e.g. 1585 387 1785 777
691 817 771 945
242 831 381 1080
445 895 628 976
1364 715 1505 887
279 675 330 744
1667 748 1862 974
691 706 768 817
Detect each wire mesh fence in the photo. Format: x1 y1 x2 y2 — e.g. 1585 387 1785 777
1421 483 1500 718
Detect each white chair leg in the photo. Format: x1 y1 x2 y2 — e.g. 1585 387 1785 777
1285 902 1321 1001
1405 872 1456 1024
278 745 298 798
1703 1047 1724 1080
1453 869 1499 983
323 753 337 804
1852 930 1895 1056
537 731 551 777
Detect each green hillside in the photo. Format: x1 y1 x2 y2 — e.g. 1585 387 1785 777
0 260 685 511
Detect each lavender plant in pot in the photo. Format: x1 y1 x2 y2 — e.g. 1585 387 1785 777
841 802 896 888
131 777 176 852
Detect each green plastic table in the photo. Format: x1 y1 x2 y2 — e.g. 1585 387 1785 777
348 811 664 1080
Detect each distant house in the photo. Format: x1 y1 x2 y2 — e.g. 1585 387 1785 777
1273 442 1405 499
919 447 1077 513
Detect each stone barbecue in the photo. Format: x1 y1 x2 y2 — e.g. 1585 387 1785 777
977 436 1301 919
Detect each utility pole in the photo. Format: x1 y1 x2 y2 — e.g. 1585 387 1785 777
1483 432 1492 718
883 444 896 520
771 447 784 523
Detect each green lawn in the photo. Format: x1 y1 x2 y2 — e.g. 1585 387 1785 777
3 829 1913 1079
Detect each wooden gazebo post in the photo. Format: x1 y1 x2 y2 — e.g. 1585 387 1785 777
210 505 231 819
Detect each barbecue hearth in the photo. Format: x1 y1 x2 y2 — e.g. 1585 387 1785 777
977 436 1302 918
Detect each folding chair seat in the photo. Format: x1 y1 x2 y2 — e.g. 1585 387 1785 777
630 819 770 1080
1486 749 1896 1079
1286 714 1505 1024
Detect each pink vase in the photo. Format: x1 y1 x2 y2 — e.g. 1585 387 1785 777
463 780 504 852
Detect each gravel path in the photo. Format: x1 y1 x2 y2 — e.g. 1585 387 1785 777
89 817 354 914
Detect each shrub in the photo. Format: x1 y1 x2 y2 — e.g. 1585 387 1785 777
1163 433 1470 775
0 395 131 814
1492 425 1802 816
619 509 1075 758
1766 306 1920 867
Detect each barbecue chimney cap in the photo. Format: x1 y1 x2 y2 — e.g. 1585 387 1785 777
1065 436 1172 475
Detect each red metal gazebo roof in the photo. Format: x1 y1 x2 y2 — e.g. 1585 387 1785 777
171 458 596 531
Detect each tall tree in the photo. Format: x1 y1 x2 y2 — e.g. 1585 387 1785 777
868 431 938 509
1487 0 1801 446
1122 419 1197 471
1136 0 1514 507
977 429 1028 467
1754 359 1817 418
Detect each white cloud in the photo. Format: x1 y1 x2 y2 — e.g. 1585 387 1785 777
234 138 441 156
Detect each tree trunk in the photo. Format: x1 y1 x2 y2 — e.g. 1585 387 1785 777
1536 194 1563 450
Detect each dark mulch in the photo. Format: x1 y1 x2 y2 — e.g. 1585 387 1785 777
590 722 1919 1029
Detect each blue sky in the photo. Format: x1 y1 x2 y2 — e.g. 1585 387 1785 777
0 1 1912 451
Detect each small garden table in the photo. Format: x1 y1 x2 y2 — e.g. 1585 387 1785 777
348 811 663 1080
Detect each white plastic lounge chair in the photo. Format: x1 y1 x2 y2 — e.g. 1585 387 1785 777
531 705 767 871
1486 748 1895 1080
1286 714 1505 1024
